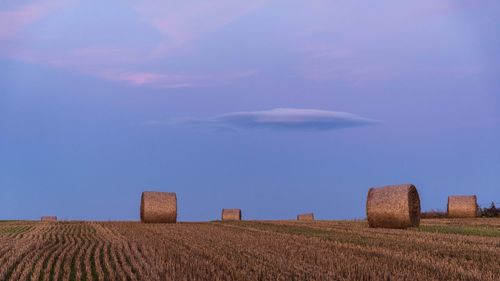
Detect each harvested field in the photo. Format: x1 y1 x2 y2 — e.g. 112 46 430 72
0 219 499 280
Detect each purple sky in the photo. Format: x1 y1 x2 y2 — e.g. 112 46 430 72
1 0 499 221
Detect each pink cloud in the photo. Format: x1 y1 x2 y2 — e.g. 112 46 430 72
0 1 260 89
133 0 268 58
99 70 194 88
96 69 257 89
95 65 253 91
0 0 65 40
1 43 257 89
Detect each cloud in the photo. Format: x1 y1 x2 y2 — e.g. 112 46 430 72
289 1 483 84
0 0 66 40
182 108 378 131
97 70 196 88
132 0 268 58
97 69 257 88
0 1 260 89
1 45 257 88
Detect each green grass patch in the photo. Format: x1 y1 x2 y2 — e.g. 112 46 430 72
0 225 32 236
416 225 500 237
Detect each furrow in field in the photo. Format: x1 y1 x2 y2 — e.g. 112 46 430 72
25 227 63 281
61 239 80 281
82 228 96 281
42 230 72 281
93 223 128 281
55 223 79 281
109 221 500 281
1 219 499 281
73 224 88 281
51 235 73 281
105 222 154 280
92 231 106 281
0 225 50 281
221 221 499 280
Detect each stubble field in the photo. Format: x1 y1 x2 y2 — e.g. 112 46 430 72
0 218 499 281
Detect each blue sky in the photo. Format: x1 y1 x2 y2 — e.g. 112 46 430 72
1 0 499 221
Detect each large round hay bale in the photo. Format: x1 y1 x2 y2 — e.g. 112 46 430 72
447 195 478 218
41 216 57 222
366 184 421 228
221 209 241 221
297 213 314 221
140 191 177 223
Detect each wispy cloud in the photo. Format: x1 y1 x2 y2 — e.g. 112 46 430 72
290 1 483 84
133 0 268 58
97 69 257 88
0 0 64 40
97 70 197 88
0 1 261 89
2 0 479 88
180 108 378 131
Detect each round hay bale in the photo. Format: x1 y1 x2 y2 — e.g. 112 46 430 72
221 209 241 221
447 195 478 218
297 213 314 221
41 216 57 222
140 191 177 223
366 184 421 229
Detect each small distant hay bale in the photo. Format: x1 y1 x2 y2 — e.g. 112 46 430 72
366 184 421 229
447 195 478 218
41 216 57 222
297 213 314 221
221 209 241 221
140 191 177 223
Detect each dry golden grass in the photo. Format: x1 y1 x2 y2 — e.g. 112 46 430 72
0 218 499 280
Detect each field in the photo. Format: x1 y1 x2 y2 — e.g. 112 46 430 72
0 219 499 281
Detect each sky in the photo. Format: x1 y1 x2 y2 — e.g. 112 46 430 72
1 0 499 221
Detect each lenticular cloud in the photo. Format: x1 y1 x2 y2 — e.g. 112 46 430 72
185 108 378 131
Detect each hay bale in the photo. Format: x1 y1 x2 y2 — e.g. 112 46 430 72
221 209 241 221
140 191 177 223
41 216 57 222
447 195 478 218
297 213 314 221
366 184 421 228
